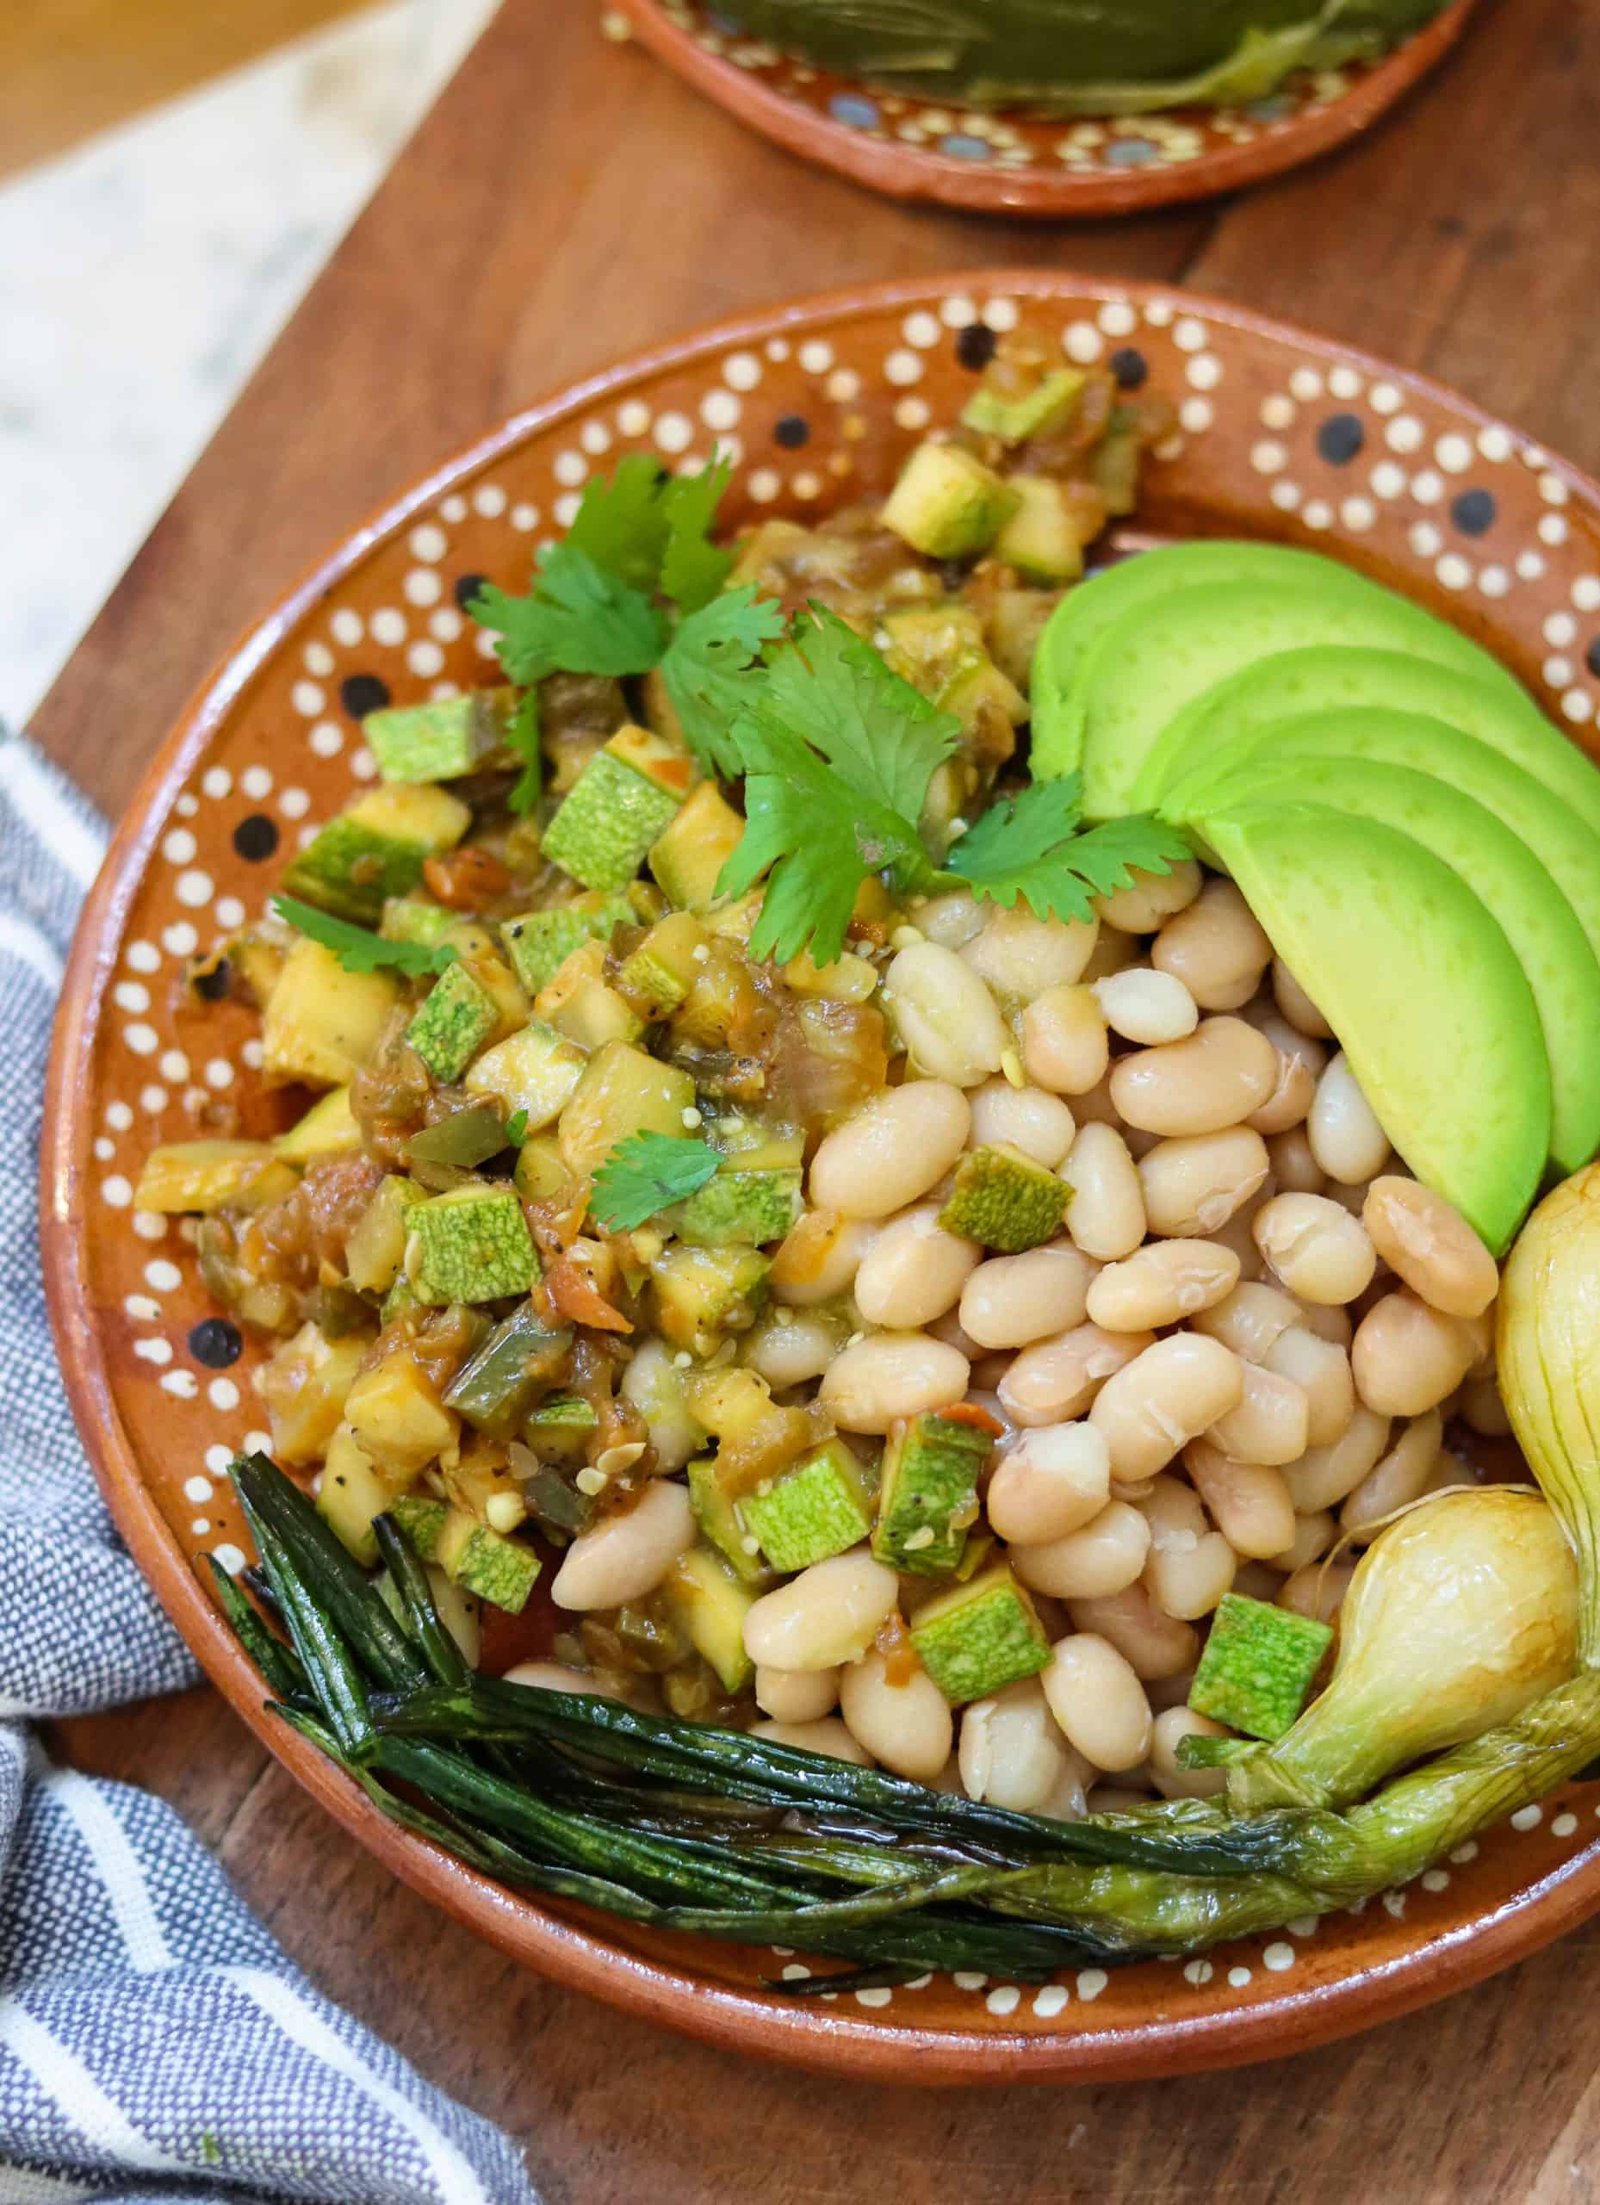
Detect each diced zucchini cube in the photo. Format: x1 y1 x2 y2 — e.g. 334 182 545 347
274 1086 362 1163
500 892 634 994
464 1018 586 1130
960 367 1084 446
740 1438 873 1574
939 1144 1069 1253
523 1392 600 1438
674 1168 802 1249
651 1243 770 1358
994 476 1087 584
436 1505 542 1613
281 785 471 923
346 1175 425 1294
687 1457 768 1585
262 938 400 1089
389 1490 449 1559
1189 1593 1333 1743
536 940 644 1050
872 1412 990 1575
881 441 1020 561
649 781 746 911
316 1424 392 1565
365 687 514 783
409 1183 540 1305
619 911 708 1017
343 1347 459 1478
381 898 458 947
135 1139 297 1215
663 1545 757 1692
559 1039 697 1177
257 1324 373 1464
514 1135 577 1204
405 961 499 1083
541 727 690 891
909 1565 1050 1705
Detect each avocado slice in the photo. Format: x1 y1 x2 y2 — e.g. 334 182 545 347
1073 580 1522 821
1137 647 1600 840
1030 541 1391 781
1192 802 1549 1253
1182 754 1600 1174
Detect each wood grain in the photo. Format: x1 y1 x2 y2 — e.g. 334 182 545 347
35 0 1600 2189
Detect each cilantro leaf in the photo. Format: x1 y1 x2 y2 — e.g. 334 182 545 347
505 688 541 817
752 606 960 827
659 585 788 775
564 454 673 592
504 1108 530 1145
590 1131 721 1231
718 717 929 968
659 452 735 611
271 895 458 977
472 544 665 685
944 783 1191 925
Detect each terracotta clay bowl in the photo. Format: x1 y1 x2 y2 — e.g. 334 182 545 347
610 0 1480 217
44 270 1600 2084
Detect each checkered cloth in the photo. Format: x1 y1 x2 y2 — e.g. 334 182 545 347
0 733 537 2205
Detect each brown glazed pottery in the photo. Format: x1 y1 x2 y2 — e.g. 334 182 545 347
611 0 1480 217
43 270 1600 2083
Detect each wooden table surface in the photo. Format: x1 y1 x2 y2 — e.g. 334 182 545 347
32 0 1600 2193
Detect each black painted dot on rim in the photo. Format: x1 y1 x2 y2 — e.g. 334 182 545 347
453 571 489 613
1449 488 1497 537
774 415 811 450
1587 637 1600 679
192 958 231 1002
189 1317 242 1369
1316 414 1365 465
232 814 279 863
1110 347 1149 391
340 672 390 718
956 323 997 371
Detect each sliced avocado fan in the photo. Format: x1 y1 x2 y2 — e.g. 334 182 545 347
1182 753 1600 1175
1193 802 1549 1254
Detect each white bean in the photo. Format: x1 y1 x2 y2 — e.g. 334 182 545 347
1361 1175 1499 1318
1020 984 1109 1096
1308 1053 1392 1183
742 1311 842 1391
1151 1707 1230 1800
1253 1192 1376 1304
1191 1281 1300 1362
1092 967 1199 1045
1280 1404 1392 1512
959 1678 1082 1811
1088 1333 1244 1483
1247 1013 1326 1136
998 1323 1153 1428
1185 1441 1297 1560
1351 1291 1476 1417
1067 1584 1199 1679
1205 1361 1309 1466
1340 1410 1446 1536
821 1331 970 1434
551 1480 696 1611
839 1650 954 1781
1279 1558 1355 1626
1267 1125 1325 1195
742 1549 900 1670
1086 1240 1240 1332
620 1337 703 1472
987 1422 1111 1545
755 1664 841 1722
1109 1017 1280 1137
750 1718 873 1765
1461 1372 1512 1436
1061 1122 1146 1259
1137 1127 1271 1239
885 942 1009 1088
963 905 1098 997
1096 858 1202 934
968 1078 1076 1167
502 1661 627 1700
1009 1499 1150 1599
959 1246 1096 1350
809 1081 970 1219
1269 1510 1337 1572
853 1206 981 1329
1261 1326 1355 1447
1042 1634 1153 1770
1151 878 1272 1010
914 888 986 948
1136 1476 1237 1619
1272 957 1334 1039
769 1209 874 1305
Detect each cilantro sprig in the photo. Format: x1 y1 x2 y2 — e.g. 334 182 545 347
590 1132 721 1232
943 775 1190 926
271 895 458 978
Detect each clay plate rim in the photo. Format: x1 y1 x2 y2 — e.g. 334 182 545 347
41 267 1600 2084
613 0 1480 217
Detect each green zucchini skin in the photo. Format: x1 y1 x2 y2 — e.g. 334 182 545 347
713 0 1448 113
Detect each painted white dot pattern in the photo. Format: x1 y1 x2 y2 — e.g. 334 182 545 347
1063 321 1102 364
884 349 924 387
724 351 762 390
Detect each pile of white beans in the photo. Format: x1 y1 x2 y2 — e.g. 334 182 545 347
525 858 1508 1819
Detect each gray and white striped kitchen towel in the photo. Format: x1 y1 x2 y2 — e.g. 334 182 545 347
0 731 537 2205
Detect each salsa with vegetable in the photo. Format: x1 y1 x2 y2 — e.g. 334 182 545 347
140 333 1600 1982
